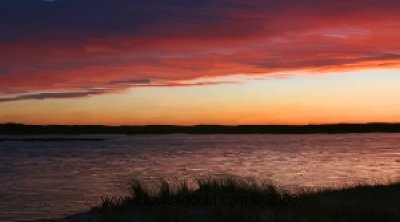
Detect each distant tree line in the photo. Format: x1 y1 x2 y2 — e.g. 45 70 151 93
1 123 400 134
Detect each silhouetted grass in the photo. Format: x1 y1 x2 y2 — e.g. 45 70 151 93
85 177 400 222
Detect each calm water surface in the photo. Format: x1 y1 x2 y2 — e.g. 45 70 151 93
0 134 400 221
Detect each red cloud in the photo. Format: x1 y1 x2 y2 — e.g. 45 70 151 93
1 0 400 100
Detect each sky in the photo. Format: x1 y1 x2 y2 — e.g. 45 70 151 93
0 0 400 125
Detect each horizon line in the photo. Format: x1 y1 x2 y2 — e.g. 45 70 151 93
2 122 400 127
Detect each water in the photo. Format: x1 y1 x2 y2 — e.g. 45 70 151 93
0 133 400 221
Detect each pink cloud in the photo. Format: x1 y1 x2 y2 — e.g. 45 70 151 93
1 0 400 100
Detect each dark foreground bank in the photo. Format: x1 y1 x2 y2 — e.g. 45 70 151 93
3 123 400 134
46 177 400 222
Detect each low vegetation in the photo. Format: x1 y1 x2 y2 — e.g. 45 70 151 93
74 177 400 222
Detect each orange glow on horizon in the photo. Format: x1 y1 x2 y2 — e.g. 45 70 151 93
1 69 400 125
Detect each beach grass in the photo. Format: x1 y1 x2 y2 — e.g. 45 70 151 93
75 176 400 222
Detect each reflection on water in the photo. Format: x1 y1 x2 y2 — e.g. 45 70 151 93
0 134 400 221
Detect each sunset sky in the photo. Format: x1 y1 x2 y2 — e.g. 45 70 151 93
1 0 400 125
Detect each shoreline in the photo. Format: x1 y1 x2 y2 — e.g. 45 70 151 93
2 123 400 135
37 178 400 222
